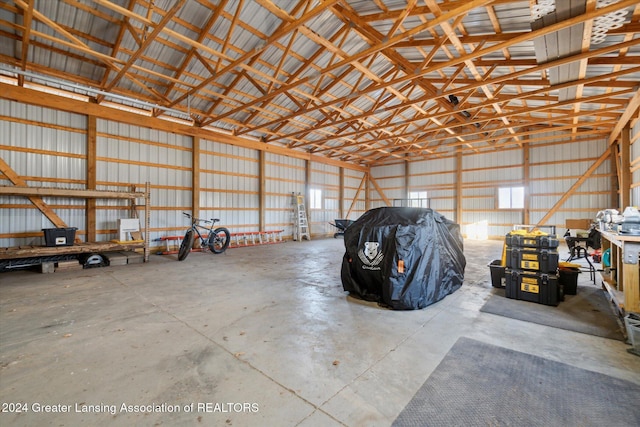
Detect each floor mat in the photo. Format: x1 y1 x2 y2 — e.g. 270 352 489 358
392 337 640 427
480 285 623 341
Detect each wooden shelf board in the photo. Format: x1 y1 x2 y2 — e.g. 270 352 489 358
0 242 145 260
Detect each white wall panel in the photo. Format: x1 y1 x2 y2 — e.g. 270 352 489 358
463 150 522 169
200 138 260 232
310 163 340 236
1 99 87 246
368 136 614 239
97 119 192 242
264 153 305 238
4 93 623 247
372 163 404 177
343 170 366 220
411 157 455 173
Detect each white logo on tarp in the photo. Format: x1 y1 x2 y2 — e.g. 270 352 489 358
358 242 383 270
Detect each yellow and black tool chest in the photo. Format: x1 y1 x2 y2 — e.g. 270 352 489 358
503 229 561 306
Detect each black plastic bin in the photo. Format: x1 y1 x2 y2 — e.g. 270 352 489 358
42 227 77 247
488 259 506 288
558 268 580 295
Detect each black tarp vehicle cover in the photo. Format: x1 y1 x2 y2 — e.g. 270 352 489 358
341 207 466 310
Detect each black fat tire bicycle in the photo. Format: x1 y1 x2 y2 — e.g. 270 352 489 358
178 212 231 261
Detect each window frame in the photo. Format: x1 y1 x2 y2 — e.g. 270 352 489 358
498 186 525 210
309 188 322 209
408 190 429 208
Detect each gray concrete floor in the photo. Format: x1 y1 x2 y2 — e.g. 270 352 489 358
1 238 639 426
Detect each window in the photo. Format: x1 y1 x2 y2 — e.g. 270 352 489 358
310 189 322 209
498 186 524 209
408 191 428 208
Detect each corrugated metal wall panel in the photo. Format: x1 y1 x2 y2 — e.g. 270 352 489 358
369 137 614 238
343 170 366 220
97 119 192 242
411 157 455 173
372 163 404 176
529 137 611 229
463 150 522 169
265 153 306 238
371 163 405 207
3 94 624 248
200 138 259 233
1 99 87 246
310 163 340 236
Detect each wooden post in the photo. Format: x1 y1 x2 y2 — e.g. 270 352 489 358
144 181 151 262
365 172 370 211
259 150 266 231
620 124 631 210
86 114 97 243
610 144 619 209
305 159 311 234
339 167 344 219
404 160 410 203
192 136 200 219
523 142 530 225
455 151 462 223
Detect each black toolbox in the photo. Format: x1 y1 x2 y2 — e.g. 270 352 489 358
505 268 561 306
506 247 559 273
505 233 559 249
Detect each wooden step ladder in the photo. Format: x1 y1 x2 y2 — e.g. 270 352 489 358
292 192 310 241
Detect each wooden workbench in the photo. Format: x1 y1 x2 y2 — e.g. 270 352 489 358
598 230 640 316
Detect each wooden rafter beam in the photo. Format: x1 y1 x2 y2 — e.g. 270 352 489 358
170 0 342 111
311 89 632 154
160 0 229 104
101 0 186 96
13 0 166 102
322 112 617 153
0 82 369 171
608 85 640 145
255 36 640 146
204 0 496 126
99 0 136 100
202 0 326 124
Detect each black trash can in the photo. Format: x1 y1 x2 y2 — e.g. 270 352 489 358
488 260 506 288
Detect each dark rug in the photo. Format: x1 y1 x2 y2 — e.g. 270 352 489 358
480 285 623 341
393 337 640 427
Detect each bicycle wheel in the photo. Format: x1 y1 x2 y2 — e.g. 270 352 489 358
178 229 195 261
208 227 230 254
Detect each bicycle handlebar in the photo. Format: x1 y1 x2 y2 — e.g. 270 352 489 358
183 212 220 224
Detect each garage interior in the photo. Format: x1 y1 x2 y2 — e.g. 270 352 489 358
1 1 640 426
